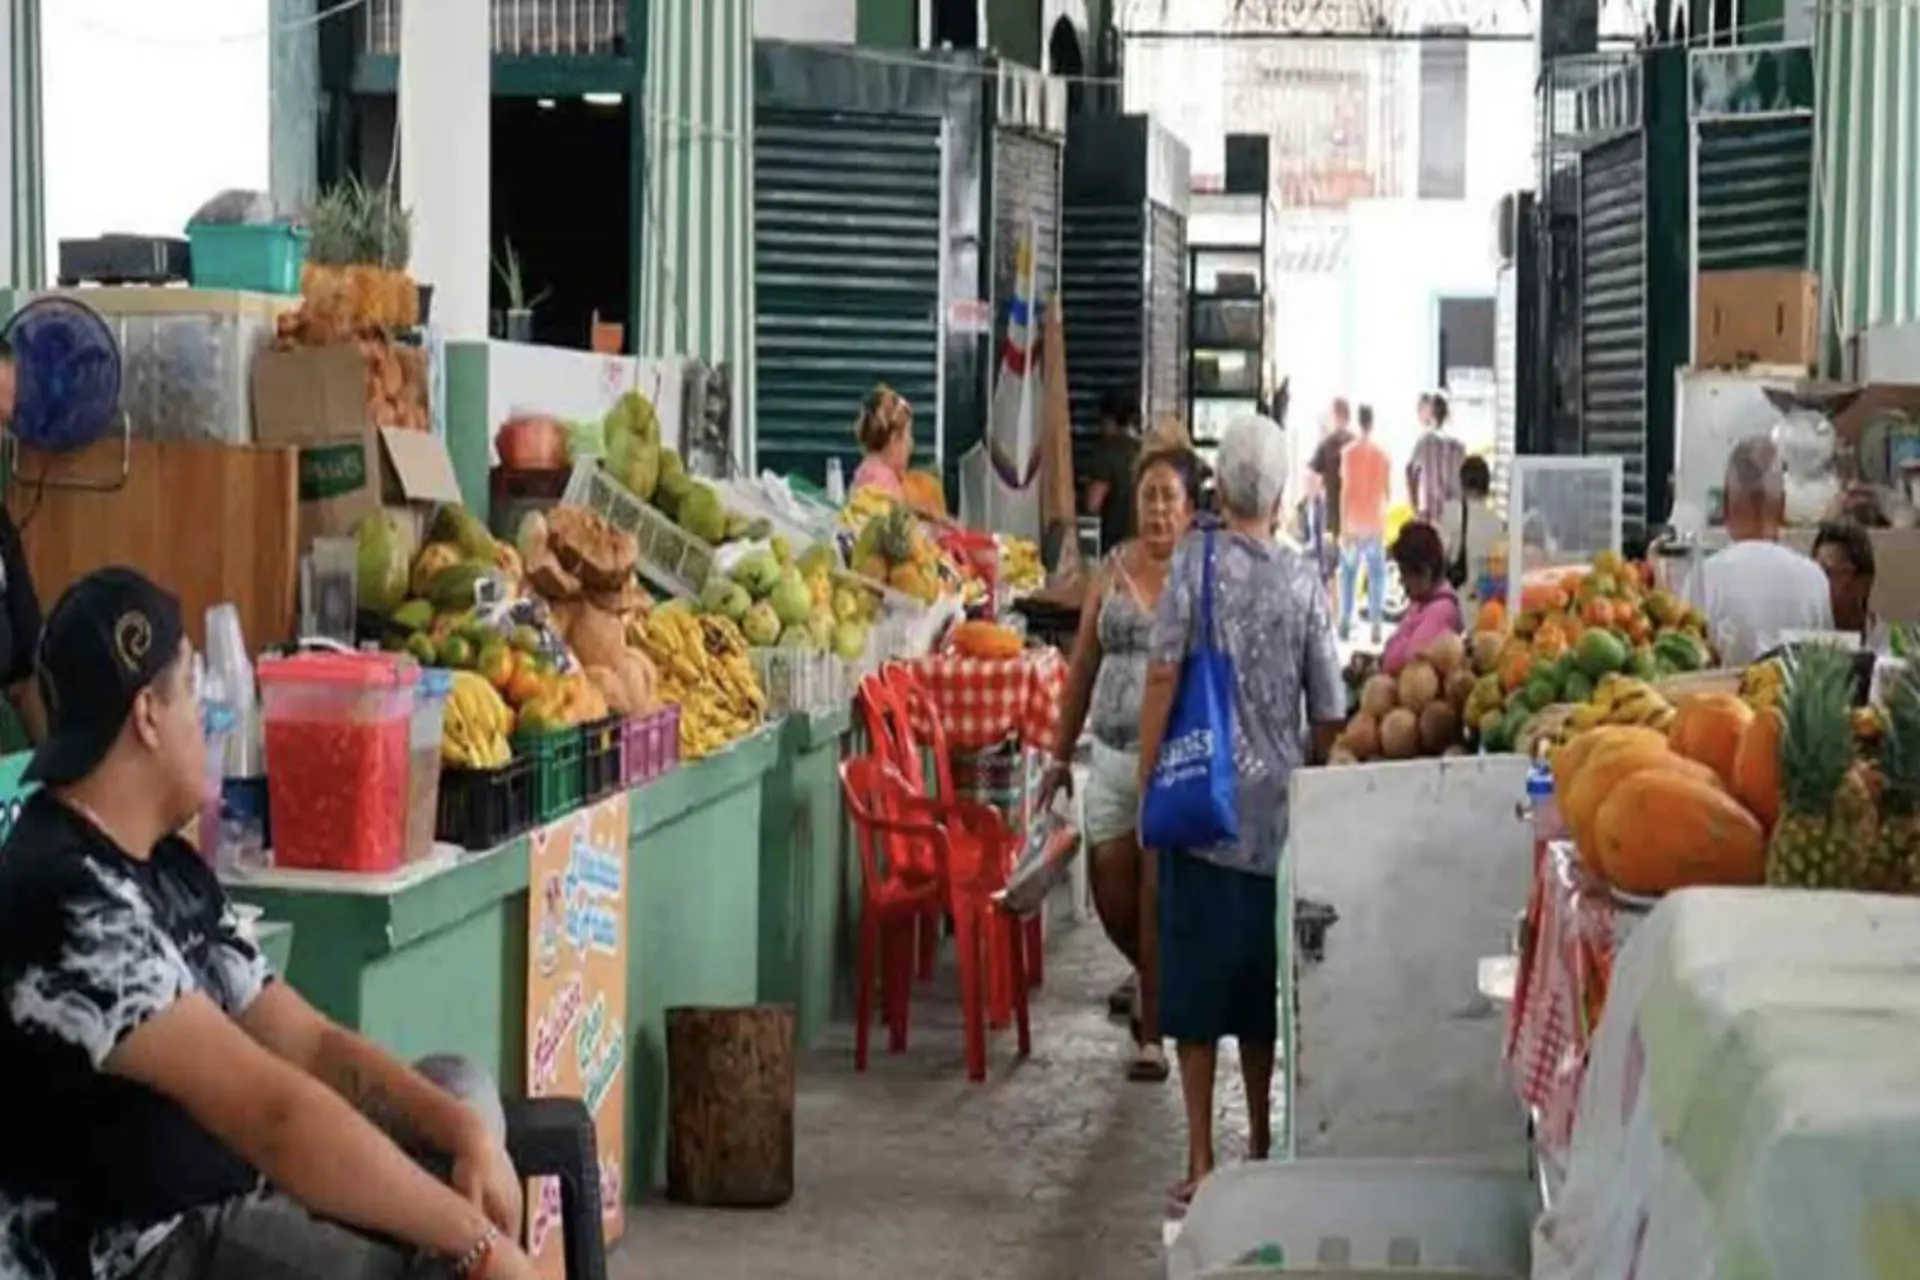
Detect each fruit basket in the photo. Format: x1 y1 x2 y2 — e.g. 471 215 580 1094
580 714 625 802
436 757 536 850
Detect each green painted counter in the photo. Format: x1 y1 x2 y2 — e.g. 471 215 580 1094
757 706 853 1049
225 726 779 1196
257 921 295 972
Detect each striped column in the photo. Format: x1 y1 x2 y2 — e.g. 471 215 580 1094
639 0 754 444
2 0 43 289
1812 0 1920 360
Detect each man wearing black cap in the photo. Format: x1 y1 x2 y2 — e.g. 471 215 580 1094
0 568 539 1280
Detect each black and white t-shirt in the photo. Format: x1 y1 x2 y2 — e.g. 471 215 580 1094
0 793 273 1279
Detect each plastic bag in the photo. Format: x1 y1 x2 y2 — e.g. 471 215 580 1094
999 796 1080 917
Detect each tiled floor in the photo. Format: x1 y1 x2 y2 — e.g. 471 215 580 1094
614 918 1266 1280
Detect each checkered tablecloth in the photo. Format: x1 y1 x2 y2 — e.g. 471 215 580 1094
1506 839 1642 1163
902 647 1068 755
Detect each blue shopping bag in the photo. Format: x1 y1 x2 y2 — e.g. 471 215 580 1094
1140 527 1239 852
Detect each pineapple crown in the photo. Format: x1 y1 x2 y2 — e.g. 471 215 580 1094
1778 644 1859 818
1882 662 1920 814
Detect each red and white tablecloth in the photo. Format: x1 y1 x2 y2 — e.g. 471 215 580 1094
1506 839 1649 1165
901 648 1068 755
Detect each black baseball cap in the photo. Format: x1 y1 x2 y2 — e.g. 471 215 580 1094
27 567 187 785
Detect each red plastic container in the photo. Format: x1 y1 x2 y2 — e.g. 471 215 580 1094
259 652 418 874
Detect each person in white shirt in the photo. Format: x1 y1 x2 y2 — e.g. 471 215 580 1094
1437 455 1505 605
1683 435 1833 665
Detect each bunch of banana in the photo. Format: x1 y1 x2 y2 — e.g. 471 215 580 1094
840 487 896 530
632 605 767 758
1739 658 1786 712
1565 673 1675 733
996 534 1044 592
443 671 513 768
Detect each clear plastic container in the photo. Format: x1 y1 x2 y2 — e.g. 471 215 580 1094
407 669 452 861
258 652 418 874
1526 762 1563 871
1505 456 1624 618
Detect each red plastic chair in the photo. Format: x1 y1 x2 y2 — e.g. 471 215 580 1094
856 671 945 981
879 663 1047 1006
839 756 1032 1081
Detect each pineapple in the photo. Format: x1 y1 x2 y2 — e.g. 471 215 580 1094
1880 665 1920 893
1767 644 1877 889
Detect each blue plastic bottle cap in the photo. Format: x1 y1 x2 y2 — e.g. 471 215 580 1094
1526 761 1554 798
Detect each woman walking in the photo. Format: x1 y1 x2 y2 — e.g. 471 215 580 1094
1137 413 1345 1207
1044 432 1200 1082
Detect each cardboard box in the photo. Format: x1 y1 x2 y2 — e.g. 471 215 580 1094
252 344 463 552
1697 269 1820 370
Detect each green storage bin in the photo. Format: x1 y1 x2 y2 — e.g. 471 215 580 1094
512 725 585 824
187 222 309 295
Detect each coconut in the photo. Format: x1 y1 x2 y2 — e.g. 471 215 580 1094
1359 674 1398 719
1344 710 1381 761
1418 700 1461 755
1469 631 1505 675
1443 668 1476 714
1424 631 1467 677
1397 660 1441 713
1379 707 1420 759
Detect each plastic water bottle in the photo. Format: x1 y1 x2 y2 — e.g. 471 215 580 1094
1525 761 1563 871
825 457 846 506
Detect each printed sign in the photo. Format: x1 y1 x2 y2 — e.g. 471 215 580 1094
524 793 630 1273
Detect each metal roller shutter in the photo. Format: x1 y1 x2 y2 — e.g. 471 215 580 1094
1695 116 1813 272
754 108 944 483
1579 134 1649 532
1061 201 1145 471
1494 262 1517 511
1146 201 1187 431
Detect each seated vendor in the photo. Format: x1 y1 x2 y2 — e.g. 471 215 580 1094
850 383 914 501
0 568 539 1280
1813 519 1892 653
1381 521 1464 675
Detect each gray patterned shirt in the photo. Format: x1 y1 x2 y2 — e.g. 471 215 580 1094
1149 525 1344 876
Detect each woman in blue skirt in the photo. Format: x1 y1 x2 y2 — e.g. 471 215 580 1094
1137 412 1346 1209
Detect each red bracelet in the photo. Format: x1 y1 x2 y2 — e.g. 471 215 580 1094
457 1224 501 1278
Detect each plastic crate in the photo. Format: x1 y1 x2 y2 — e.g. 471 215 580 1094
750 647 847 716
436 757 536 850
621 706 681 787
186 222 310 295
1165 1160 1536 1280
512 725 586 824
581 715 625 801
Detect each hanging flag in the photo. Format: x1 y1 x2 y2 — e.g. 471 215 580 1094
986 225 1044 492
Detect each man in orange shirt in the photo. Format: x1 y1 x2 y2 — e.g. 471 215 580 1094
1339 404 1392 644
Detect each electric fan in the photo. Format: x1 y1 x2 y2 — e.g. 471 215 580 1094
3 294 129 494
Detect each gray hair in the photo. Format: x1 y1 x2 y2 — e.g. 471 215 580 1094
1216 413 1290 519
1725 434 1786 505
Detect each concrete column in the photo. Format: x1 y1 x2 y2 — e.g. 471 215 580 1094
400 0 489 339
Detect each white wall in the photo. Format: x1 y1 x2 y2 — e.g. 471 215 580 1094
45 0 270 266
754 0 858 42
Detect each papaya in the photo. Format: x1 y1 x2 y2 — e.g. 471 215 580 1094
1593 770 1765 894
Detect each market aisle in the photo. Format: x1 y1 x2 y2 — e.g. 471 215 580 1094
615 918 1266 1280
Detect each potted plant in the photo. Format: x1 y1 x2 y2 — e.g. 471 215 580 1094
493 240 549 343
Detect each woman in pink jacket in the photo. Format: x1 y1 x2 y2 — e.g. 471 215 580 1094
1381 521 1463 675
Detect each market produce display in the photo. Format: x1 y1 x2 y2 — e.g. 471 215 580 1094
1331 633 1474 763
1545 644 1920 901
694 541 874 661
950 620 1024 660
997 534 1044 594
602 390 769 548
840 488 979 605
631 603 767 759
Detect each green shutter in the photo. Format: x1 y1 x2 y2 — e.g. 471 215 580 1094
1579 133 1649 532
1695 117 1813 272
753 108 943 483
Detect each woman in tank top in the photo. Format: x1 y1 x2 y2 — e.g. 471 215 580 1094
1043 433 1199 1081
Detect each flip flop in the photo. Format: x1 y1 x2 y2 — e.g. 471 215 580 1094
1128 1044 1170 1082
